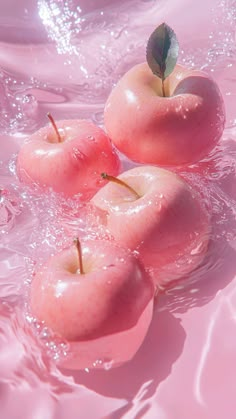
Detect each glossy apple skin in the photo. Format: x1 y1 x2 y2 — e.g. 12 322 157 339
91 166 210 288
30 239 154 369
104 63 225 166
60 300 153 370
17 119 120 199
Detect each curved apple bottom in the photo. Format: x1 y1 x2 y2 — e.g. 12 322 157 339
59 298 154 370
104 63 225 166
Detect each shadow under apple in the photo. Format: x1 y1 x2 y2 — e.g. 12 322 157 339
160 135 236 314
62 309 186 401
60 136 236 402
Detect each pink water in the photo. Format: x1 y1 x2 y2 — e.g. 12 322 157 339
0 0 236 418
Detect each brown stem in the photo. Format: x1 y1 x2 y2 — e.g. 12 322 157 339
73 238 84 275
162 78 166 97
101 173 140 199
47 112 62 143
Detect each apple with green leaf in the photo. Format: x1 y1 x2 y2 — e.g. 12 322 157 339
104 23 225 166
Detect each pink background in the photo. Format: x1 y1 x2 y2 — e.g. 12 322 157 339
0 0 235 418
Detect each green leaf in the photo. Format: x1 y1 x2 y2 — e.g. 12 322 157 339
146 23 179 81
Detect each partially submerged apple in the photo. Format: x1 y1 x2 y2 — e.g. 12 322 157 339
104 23 225 166
91 166 210 288
17 115 120 199
30 239 154 369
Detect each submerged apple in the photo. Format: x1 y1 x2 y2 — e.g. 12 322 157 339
17 114 120 199
30 238 154 369
104 23 225 166
91 166 210 288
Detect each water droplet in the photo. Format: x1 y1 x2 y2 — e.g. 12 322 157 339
101 151 108 158
93 359 103 367
39 327 51 339
72 148 85 160
87 135 95 142
103 359 114 370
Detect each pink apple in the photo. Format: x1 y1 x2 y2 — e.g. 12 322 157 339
17 117 120 199
91 166 210 288
104 62 225 166
30 239 154 370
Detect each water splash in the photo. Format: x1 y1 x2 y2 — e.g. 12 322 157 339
0 188 22 232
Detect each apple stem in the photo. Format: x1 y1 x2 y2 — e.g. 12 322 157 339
101 173 140 199
47 112 62 143
73 238 84 275
162 78 166 97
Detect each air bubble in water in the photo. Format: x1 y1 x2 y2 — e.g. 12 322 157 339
18 93 38 118
103 359 114 370
92 111 104 125
39 327 51 339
